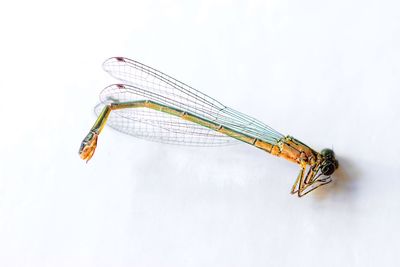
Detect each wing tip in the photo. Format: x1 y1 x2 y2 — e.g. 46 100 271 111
103 56 126 67
115 57 125 62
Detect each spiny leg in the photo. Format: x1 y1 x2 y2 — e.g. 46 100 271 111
290 162 307 195
291 161 317 195
297 167 317 197
290 168 303 194
304 166 318 184
290 163 330 197
297 178 332 197
297 168 333 197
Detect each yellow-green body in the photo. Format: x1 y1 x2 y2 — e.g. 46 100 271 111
80 100 333 196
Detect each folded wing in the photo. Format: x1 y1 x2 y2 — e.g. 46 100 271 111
97 57 284 146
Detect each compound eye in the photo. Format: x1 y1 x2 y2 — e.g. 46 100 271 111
321 148 335 159
321 161 335 176
334 159 339 169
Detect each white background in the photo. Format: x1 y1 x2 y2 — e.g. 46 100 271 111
1 0 399 266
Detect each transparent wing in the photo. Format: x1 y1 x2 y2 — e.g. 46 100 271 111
94 100 237 146
98 57 284 146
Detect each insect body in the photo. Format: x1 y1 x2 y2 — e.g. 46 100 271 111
79 57 338 197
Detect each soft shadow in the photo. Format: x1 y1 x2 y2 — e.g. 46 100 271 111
313 156 361 200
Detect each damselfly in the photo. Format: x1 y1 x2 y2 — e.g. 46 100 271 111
79 57 338 197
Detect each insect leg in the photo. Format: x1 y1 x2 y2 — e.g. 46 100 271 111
297 170 332 197
291 161 307 195
298 179 332 196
